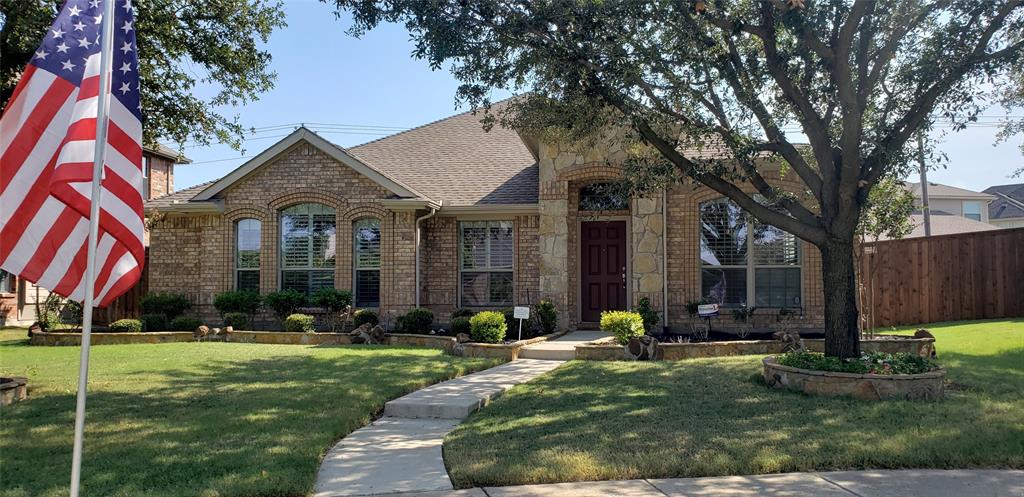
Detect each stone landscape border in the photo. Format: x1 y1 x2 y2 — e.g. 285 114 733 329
29 331 457 351
762 356 946 401
456 330 572 360
574 335 935 361
1 376 28 406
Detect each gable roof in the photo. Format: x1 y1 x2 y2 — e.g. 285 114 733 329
904 181 995 200
984 183 1024 220
145 180 218 212
144 144 191 164
347 101 537 206
192 127 426 202
878 210 1000 240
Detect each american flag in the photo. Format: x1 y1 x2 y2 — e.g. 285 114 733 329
0 0 143 307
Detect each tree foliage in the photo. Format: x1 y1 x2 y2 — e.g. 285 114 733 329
334 0 1024 357
0 0 286 149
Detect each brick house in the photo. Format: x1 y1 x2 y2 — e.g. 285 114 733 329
145 104 824 331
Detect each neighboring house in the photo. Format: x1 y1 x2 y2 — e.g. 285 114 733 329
144 103 826 331
904 181 996 223
984 183 1024 229
1 146 188 326
887 210 1000 240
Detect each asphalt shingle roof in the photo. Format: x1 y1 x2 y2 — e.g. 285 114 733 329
983 183 1024 220
904 181 995 199
144 181 215 211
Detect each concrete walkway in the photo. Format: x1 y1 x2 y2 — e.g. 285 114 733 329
519 329 610 360
357 470 1024 497
314 359 564 497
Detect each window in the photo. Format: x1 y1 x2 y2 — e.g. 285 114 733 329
353 218 381 307
700 198 801 307
963 201 983 221
235 219 261 292
0 270 13 293
579 182 629 211
141 155 150 199
460 221 514 306
280 203 336 294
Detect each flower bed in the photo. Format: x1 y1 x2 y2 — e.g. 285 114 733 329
762 356 945 401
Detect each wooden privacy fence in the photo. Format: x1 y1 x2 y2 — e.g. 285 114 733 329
859 228 1024 328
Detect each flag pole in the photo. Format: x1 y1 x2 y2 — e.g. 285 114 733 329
70 0 118 495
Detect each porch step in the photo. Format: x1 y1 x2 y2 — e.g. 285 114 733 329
517 347 576 361
519 330 612 362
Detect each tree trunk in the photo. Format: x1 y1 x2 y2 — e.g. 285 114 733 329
820 238 861 359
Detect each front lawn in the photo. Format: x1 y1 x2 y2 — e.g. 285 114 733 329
444 319 1024 487
0 329 499 497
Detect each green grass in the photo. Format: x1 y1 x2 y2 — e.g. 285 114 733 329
444 319 1024 488
0 328 499 497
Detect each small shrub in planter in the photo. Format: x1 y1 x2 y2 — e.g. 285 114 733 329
62 300 84 327
264 290 307 321
632 297 660 333
39 310 61 331
169 316 203 332
450 316 471 336
213 290 262 316
140 293 191 320
311 288 352 312
140 313 168 332
397 308 434 334
534 299 558 334
501 308 536 339
223 312 250 330
600 310 645 345
109 319 142 333
283 313 315 333
450 308 476 319
353 309 378 328
469 311 506 344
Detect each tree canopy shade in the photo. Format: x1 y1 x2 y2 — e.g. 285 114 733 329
333 0 1024 358
0 0 285 150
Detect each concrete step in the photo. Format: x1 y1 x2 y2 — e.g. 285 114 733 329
517 347 575 361
382 359 564 419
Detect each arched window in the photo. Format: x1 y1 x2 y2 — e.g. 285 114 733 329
353 218 381 307
235 219 261 292
699 198 800 307
280 203 336 294
579 182 629 211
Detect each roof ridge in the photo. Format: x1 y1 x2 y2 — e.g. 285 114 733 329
349 95 517 151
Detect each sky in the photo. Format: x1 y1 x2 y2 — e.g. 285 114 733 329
172 1 1023 193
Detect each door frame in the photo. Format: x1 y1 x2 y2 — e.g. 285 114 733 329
576 216 631 324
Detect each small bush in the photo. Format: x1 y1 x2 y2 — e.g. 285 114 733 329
310 288 352 312
140 313 168 332
264 290 307 321
469 311 506 344
39 310 61 331
501 308 536 339
62 300 84 327
535 300 558 334
353 309 379 328
777 351 937 375
283 313 315 333
632 297 660 332
140 293 191 319
600 310 645 345
397 308 434 334
213 290 262 316
109 319 142 333
450 308 476 319
223 312 250 329
169 316 203 332
450 316 471 336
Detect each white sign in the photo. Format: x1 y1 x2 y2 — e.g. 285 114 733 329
697 303 719 317
513 306 530 320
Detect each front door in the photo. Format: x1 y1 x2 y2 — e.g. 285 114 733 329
580 221 627 323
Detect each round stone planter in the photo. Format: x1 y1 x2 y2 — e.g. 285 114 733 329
762 357 945 401
1 376 28 405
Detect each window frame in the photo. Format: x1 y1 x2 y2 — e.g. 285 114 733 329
279 203 337 295
353 218 382 308
141 155 150 199
963 200 983 221
699 198 802 308
234 218 262 292
458 220 515 307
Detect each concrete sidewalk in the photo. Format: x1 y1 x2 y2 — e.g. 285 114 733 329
359 470 1024 497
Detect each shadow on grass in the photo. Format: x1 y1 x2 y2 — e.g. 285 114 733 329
0 347 495 497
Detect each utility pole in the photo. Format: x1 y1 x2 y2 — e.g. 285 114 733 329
917 134 932 237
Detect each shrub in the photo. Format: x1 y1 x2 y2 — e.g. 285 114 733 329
450 316 471 336
283 313 315 333
353 309 379 328
777 351 938 375
535 300 558 334
62 300 84 327
36 294 66 330
140 293 191 319
450 308 476 319
264 290 307 321
109 319 142 333
500 308 537 339
600 310 645 345
632 297 660 332
38 310 61 331
213 290 262 316
397 308 434 333
223 312 250 330
140 313 168 332
310 288 352 312
169 316 203 332
469 311 506 343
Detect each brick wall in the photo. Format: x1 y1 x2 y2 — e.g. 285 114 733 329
147 155 174 199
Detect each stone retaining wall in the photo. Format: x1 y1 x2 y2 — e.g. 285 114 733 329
30 331 195 346
1 377 28 406
575 336 936 361
29 331 456 351
456 335 556 360
762 357 945 401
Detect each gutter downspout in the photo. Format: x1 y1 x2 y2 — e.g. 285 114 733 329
414 202 440 308
662 187 669 331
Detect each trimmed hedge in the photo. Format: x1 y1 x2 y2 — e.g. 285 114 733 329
352 309 378 327
397 308 434 334
264 290 307 321
213 290 262 316
140 313 168 332
310 288 352 312
223 312 250 330
469 311 506 344
535 299 558 334
600 310 645 345
283 313 315 333
450 316 471 336
169 316 203 332
109 319 142 333
140 293 191 320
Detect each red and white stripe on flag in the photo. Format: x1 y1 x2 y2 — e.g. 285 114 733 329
0 0 143 307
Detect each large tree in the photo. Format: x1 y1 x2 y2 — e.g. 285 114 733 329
333 0 1023 358
0 0 285 149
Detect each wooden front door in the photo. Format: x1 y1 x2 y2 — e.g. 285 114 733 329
580 220 627 323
